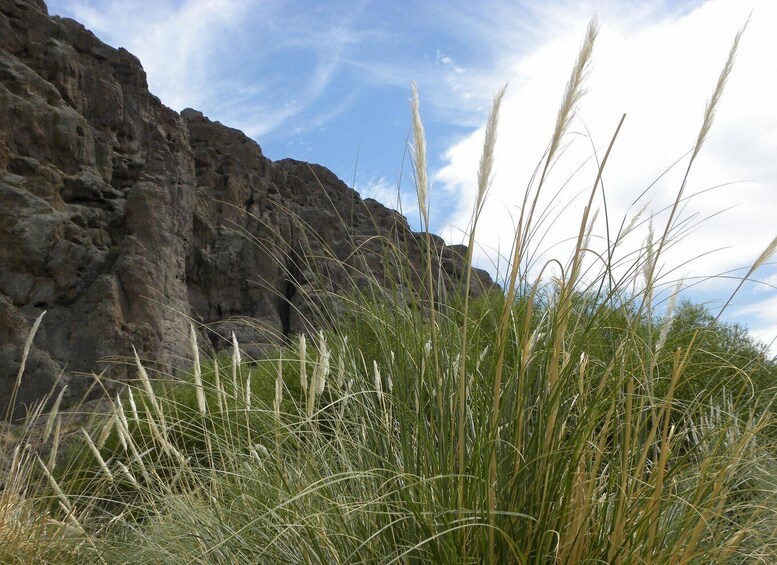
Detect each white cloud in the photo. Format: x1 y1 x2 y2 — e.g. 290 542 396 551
732 292 777 356
57 0 251 110
358 176 420 222
753 272 777 294
49 0 366 138
434 0 776 296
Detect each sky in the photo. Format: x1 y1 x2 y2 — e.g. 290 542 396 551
46 0 777 354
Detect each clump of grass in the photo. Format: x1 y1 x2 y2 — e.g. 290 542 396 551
2 17 776 565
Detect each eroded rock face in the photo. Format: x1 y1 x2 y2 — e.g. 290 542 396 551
0 0 496 419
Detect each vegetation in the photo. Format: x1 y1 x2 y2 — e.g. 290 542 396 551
2 18 776 564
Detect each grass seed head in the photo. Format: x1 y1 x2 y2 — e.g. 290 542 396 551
410 81 429 225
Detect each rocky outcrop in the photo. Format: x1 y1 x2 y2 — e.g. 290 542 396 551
0 0 496 419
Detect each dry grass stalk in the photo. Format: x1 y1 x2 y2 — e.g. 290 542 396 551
5 311 46 423
190 325 207 416
114 394 129 451
43 385 66 442
132 346 166 436
299 333 308 404
35 454 81 531
46 417 61 472
548 19 598 163
127 387 139 422
82 428 113 481
455 84 508 522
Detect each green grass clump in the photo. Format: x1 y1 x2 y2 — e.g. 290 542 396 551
2 17 777 564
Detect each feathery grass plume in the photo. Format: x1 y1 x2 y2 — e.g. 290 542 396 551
114 408 133 453
249 446 265 469
190 325 207 416
711 234 777 325
548 18 598 165
313 331 330 396
457 84 507 515
749 234 777 278
127 387 139 422
410 83 441 398
643 217 656 308
35 454 80 530
116 462 140 490
82 428 113 481
581 207 599 250
488 21 599 560
305 343 321 421
476 84 507 214
144 409 167 453
123 421 152 484
274 357 283 422
232 331 241 393
692 22 746 162
114 393 129 451
577 351 589 399
299 333 308 401
410 81 428 226
621 200 650 240
373 360 382 396
46 416 60 471
513 18 600 281
42 384 66 442
97 413 115 449
656 279 683 353
5 310 45 423
654 23 747 275
6 444 21 486
373 360 390 432
132 346 165 432
147 409 188 469
495 16 599 405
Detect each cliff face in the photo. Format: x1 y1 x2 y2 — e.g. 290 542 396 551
0 0 495 418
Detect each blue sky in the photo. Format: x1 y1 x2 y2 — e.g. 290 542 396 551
46 0 777 353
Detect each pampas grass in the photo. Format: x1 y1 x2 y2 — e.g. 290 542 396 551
0 17 774 565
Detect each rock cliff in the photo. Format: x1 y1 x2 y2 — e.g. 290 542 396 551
0 0 495 418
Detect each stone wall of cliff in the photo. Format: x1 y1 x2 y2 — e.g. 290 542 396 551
0 0 495 418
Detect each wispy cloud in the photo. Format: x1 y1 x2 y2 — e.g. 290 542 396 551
54 0 251 108
438 1 773 262
752 272 777 295
358 176 420 222
432 0 776 347
49 0 369 139
732 289 777 355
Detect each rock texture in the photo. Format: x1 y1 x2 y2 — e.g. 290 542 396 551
0 0 496 419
